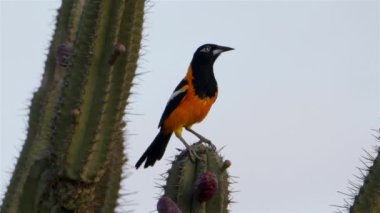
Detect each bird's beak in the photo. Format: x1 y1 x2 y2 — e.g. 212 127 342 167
212 45 234 56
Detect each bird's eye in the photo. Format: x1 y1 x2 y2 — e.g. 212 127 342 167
201 46 211 53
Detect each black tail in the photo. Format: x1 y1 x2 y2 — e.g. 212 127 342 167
135 130 172 169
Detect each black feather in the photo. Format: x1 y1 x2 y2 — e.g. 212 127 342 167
158 79 188 127
135 130 172 169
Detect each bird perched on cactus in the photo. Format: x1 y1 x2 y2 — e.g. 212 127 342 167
135 44 233 169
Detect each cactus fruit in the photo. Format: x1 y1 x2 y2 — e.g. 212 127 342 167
161 142 232 213
157 196 182 213
195 171 219 202
2 0 145 212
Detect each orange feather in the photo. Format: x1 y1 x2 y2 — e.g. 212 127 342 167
162 67 217 135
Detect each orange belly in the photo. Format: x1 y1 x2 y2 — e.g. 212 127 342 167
162 92 217 134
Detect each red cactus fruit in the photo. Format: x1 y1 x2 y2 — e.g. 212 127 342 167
157 196 182 213
195 171 218 202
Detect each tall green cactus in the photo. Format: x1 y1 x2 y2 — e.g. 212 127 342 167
349 130 380 213
158 143 233 213
1 0 145 212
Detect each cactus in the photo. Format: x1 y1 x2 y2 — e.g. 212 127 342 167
1 0 145 212
159 143 233 213
335 129 380 213
348 129 380 213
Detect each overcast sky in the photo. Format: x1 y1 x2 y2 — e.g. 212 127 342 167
1 1 379 212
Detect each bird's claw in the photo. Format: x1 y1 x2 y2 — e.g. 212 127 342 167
197 138 216 151
187 147 202 162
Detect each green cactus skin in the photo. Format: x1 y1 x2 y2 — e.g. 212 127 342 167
163 143 232 213
1 0 145 212
349 132 380 213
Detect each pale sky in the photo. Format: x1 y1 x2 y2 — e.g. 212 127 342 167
1 1 379 213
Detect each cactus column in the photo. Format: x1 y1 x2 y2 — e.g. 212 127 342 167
1 0 145 212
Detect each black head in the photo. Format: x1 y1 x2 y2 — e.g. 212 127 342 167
192 44 234 65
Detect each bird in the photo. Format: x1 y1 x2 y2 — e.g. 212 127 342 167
135 44 233 169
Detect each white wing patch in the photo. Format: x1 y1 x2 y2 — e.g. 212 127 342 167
168 88 187 102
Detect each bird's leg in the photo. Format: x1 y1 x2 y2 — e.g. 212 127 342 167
175 134 202 162
185 127 216 150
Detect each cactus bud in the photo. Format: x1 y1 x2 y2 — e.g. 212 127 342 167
55 43 73 67
71 108 81 124
109 43 126 65
221 160 231 171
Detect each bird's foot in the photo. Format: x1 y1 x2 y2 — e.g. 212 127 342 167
187 146 202 162
184 127 216 150
197 138 216 151
176 134 203 162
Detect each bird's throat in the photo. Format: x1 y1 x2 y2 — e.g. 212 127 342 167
190 61 218 99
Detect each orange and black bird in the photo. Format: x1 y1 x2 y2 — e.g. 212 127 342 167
135 44 233 169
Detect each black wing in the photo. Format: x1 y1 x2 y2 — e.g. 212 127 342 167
158 79 188 128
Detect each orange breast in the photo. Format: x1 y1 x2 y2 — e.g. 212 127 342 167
162 84 217 134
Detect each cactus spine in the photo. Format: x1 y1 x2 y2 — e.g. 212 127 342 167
160 143 232 213
1 0 145 212
349 130 380 213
